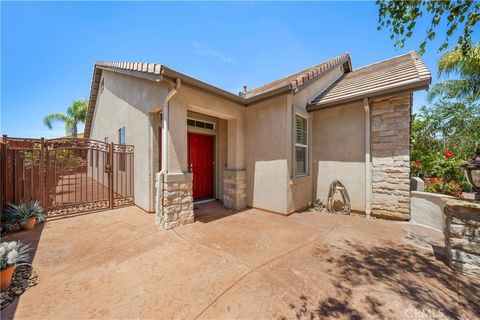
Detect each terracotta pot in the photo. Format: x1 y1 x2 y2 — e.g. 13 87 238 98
1 265 16 291
20 216 37 231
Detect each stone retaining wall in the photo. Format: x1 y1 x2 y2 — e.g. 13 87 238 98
444 198 480 277
223 170 247 210
371 93 411 220
410 191 454 231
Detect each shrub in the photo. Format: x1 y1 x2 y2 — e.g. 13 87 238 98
417 150 471 196
425 177 443 194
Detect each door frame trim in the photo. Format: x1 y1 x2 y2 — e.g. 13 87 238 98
187 132 216 200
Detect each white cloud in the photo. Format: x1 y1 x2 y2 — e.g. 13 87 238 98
193 41 233 63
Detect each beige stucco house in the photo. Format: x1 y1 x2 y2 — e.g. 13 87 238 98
84 51 431 229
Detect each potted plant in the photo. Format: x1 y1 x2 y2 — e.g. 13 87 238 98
0 241 30 291
6 201 46 231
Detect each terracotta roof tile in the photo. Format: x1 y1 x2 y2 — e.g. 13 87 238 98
307 51 431 110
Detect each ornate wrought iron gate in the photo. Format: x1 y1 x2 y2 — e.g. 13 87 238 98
1 136 134 218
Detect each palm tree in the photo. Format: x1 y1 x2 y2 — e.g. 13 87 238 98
427 43 480 103
43 99 88 138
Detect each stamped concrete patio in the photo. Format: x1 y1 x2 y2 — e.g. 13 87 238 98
2 201 479 319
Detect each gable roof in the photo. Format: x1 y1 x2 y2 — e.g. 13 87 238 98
84 54 351 137
85 51 431 138
307 51 431 110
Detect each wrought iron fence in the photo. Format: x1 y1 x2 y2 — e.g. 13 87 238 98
1 135 134 217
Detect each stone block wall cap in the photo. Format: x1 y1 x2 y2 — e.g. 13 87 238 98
443 198 480 211
411 191 455 199
164 172 193 182
223 170 246 177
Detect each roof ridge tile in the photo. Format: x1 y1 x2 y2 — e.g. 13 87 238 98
246 52 351 96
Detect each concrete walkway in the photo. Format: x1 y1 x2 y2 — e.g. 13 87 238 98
2 201 479 319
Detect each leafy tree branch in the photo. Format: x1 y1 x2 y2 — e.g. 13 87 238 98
377 0 479 54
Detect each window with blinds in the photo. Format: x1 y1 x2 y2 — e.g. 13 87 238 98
295 114 308 176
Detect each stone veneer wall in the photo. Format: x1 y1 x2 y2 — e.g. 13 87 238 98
444 198 480 277
223 170 247 210
371 93 411 220
155 175 194 230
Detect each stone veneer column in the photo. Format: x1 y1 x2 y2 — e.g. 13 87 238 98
155 173 194 230
223 170 247 210
443 198 480 277
371 93 411 220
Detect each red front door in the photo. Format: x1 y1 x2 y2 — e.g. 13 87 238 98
188 133 214 200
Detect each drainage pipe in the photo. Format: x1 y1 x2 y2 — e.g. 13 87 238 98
157 77 181 223
161 77 181 173
364 97 372 218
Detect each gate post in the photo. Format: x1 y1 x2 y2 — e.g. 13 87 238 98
39 137 46 208
109 142 114 209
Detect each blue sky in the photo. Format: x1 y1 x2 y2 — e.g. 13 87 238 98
2 1 476 138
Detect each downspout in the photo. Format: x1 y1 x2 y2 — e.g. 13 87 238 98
364 97 372 218
156 77 181 224
161 77 181 172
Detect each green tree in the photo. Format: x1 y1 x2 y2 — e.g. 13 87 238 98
376 1 479 54
411 101 480 192
43 99 88 138
413 102 480 159
411 43 480 194
427 43 480 102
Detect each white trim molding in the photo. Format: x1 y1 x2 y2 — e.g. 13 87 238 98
364 97 372 218
294 112 309 177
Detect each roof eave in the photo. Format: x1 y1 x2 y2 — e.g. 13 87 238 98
84 65 103 139
97 66 163 82
306 78 431 112
161 66 245 104
244 84 292 105
244 53 351 99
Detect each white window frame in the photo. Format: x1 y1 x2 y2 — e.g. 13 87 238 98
294 113 309 177
187 117 216 131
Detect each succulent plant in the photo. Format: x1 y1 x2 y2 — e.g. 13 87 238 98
0 241 30 271
2 201 46 233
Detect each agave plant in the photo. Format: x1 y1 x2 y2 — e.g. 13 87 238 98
0 241 30 271
5 201 46 226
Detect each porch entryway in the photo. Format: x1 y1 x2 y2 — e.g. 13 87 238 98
154 103 247 229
